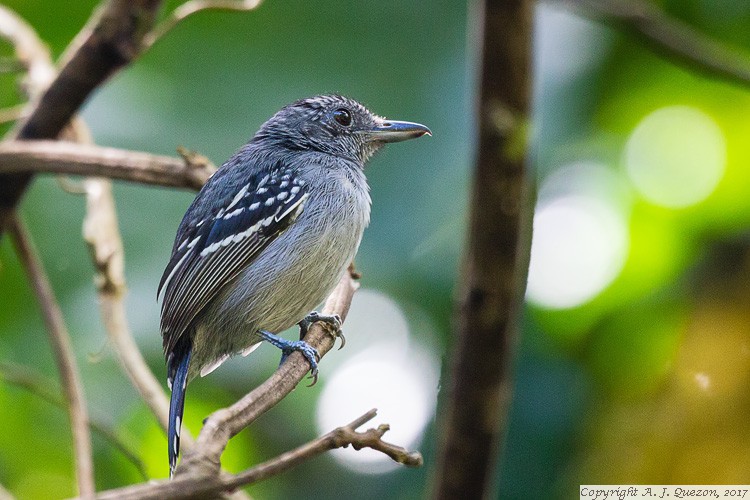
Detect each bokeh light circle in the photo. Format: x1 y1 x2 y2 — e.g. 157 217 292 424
527 195 629 309
624 106 726 208
314 290 439 474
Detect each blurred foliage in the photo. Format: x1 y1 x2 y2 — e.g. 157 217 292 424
2 0 750 499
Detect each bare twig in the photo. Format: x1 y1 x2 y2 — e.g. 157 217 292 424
94 408 421 500
0 361 148 480
143 0 263 50
431 0 533 499
7 215 96 498
0 141 215 190
555 0 750 88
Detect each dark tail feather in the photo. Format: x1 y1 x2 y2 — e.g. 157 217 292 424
167 339 192 478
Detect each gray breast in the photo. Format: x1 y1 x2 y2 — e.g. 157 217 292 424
189 164 371 377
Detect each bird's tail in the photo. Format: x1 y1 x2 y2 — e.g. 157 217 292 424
167 337 192 478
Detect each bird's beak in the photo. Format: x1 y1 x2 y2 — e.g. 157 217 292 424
364 119 432 143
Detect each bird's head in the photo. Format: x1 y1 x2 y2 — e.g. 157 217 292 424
252 94 431 164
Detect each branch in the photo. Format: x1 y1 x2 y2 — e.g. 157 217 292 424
0 141 215 190
555 0 750 88
90 268 362 499
0 0 164 230
143 0 263 50
0 361 148 480
432 0 533 499
7 215 96 498
94 408 421 500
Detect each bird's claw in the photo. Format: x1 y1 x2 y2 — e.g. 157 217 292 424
299 311 345 349
258 330 320 384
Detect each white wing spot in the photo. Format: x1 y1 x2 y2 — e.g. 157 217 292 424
257 187 268 195
277 191 288 201
290 186 300 195
264 198 275 207
249 202 260 211
187 236 200 249
226 184 249 211
175 416 181 437
223 207 244 220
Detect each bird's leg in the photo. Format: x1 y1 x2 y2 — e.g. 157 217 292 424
298 311 345 349
258 329 321 385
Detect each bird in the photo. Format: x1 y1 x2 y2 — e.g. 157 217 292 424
158 94 430 476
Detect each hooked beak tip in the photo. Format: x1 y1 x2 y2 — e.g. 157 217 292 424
367 120 432 143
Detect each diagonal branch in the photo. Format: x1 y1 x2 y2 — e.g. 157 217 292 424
7 215 96 498
94 408 421 500
554 0 750 88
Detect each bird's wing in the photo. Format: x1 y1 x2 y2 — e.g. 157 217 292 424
158 165 309 356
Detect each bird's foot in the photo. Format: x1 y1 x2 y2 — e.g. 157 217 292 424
258 330 321 385
298 311 345 349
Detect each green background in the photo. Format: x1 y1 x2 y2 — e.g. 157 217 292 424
2 1 750 498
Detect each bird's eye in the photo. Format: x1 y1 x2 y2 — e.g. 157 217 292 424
333 108 352 127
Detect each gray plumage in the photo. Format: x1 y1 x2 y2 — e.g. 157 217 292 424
159 94 430 476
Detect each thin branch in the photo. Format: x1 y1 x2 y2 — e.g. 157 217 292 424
0 141 215 190
554 0 750 88
94 408 421 500
7 215 96 498
0 361 148 480
143 0 263 50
